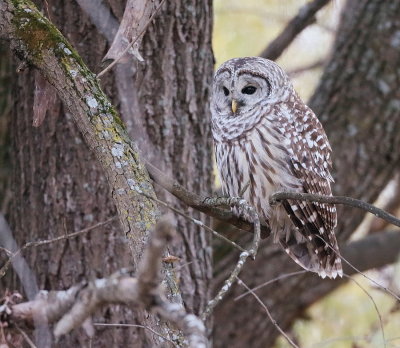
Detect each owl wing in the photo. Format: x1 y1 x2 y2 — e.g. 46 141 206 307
279 105 342 278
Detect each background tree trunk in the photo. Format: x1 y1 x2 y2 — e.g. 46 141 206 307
213 1 400 347
3 0 400 347
0 0 213 347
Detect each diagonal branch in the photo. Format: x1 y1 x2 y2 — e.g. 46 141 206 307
0 0 184 342
259 0 331 60
0 0 158 269
0 216 116 279
1 217 208 347
201 197 261 320
146 161 271 237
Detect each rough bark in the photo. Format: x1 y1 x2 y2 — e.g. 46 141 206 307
0 45 11 210
1 0 213 347
213 1 400 347
133 0 214 315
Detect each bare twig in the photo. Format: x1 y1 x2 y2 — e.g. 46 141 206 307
340 255 400 302
15 326 37 348
137 216 207 347
1 217 208 347
287 58 326 77
317 234 400 302
93 323 177 347
234 270 307 301
138 189 246 252
237 277 300 348
343 274 386 348
260 0 331 60
0 217 116 278
369 174 400 233
0 246 12 256
216 6 335 33
270 191 400 228
201 197 261 320
97 0 167 77
146 161 271 237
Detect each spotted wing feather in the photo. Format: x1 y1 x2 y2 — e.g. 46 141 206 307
281 103 342 278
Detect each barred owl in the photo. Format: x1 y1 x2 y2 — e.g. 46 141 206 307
211 57 343 279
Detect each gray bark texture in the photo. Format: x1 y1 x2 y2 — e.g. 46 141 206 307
0 0 213 347
213 1 400 347
1 0 400 347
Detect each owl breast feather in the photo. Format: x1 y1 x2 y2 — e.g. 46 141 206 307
214 119 301 223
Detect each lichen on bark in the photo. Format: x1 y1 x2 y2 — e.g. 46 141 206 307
2 0 159 270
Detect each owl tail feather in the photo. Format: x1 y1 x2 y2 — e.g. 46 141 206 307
280 200 343 279
280 238 343 279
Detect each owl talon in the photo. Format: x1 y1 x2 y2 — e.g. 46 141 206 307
203 195 233 208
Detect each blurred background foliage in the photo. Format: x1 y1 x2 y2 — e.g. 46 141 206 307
213 1 400 347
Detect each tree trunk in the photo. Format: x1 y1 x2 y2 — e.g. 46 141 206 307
1 0 213 347
213 1 400 347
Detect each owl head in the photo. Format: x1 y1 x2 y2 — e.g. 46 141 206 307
211 57 293 119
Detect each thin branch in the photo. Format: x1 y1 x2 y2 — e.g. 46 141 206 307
97 0 167 77
369 174 400 233
138 189 246 252
0 218 116 278
237 277 300 348
343 274 386 348
259 0 331 60
216 6 335 33
270 191 400 228
136 216 207 347
201 197 261 320
234 271 307 301
317 234 400 302
149 161 400 240
0 246 12 256
15 325 37 348
93 323 177 347
287 58 326 77
146 161 271 237
1 217 208 347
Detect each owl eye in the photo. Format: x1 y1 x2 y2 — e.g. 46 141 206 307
222 87 229 96
242 86 257 95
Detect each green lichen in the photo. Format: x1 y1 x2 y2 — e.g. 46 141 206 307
11 0 159 245
12 1 66 64
12 4 126 138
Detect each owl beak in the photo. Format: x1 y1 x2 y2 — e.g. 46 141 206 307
231 99 238 114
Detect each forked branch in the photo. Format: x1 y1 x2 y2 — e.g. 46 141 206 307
0 217 208 347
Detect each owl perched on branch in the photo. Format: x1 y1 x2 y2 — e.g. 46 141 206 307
211 57 343 279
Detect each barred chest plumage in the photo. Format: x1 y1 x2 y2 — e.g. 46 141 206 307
213 117 302 241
